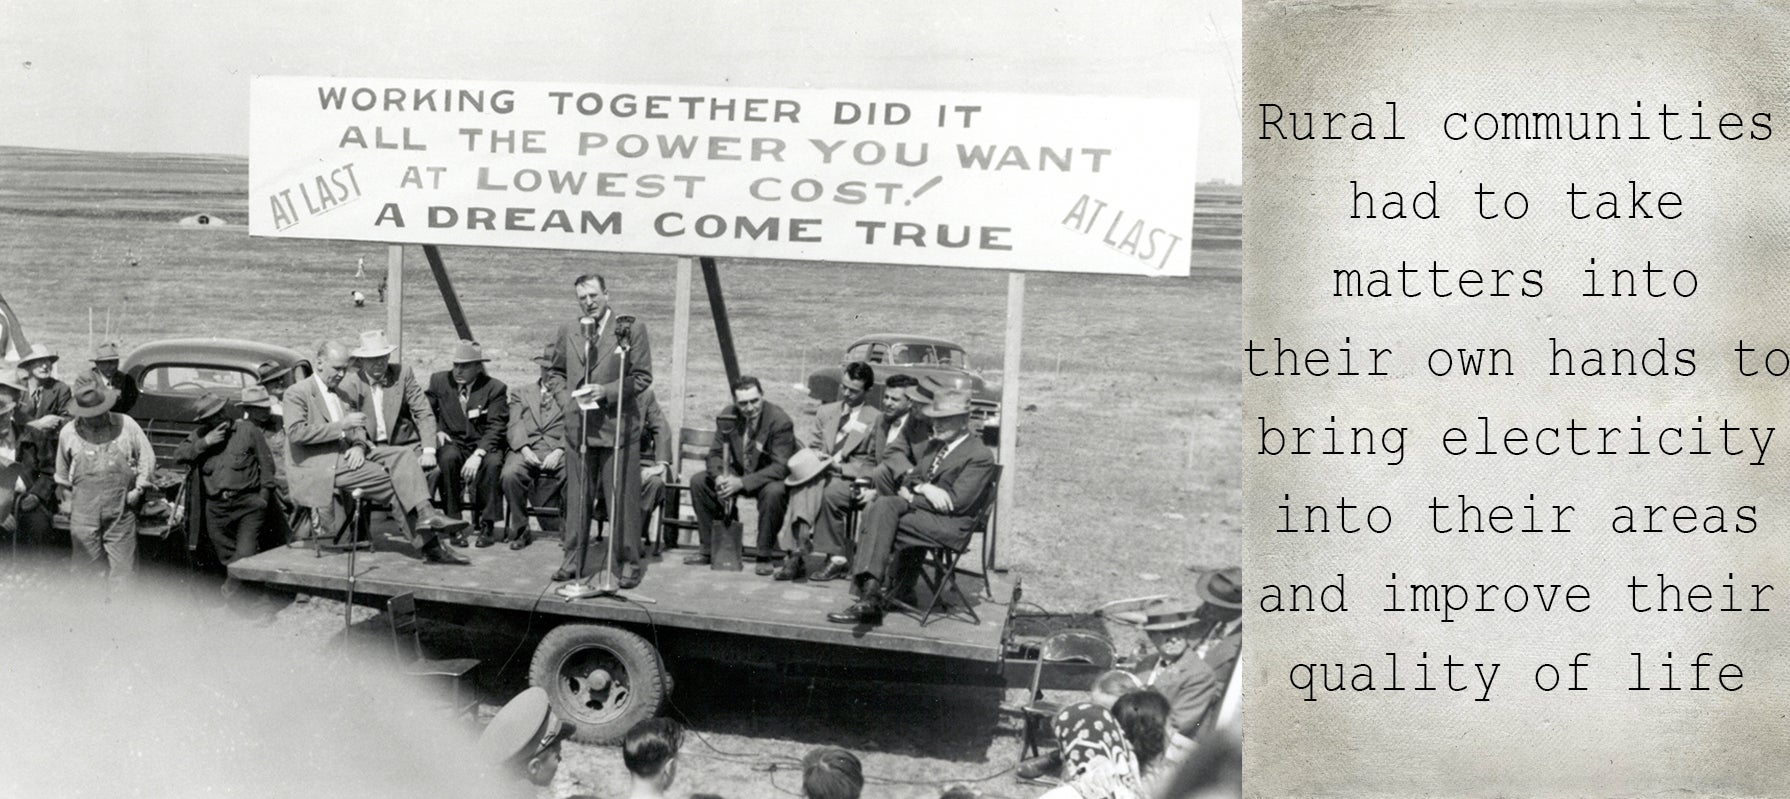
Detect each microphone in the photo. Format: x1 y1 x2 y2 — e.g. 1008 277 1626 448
579 316 596 341
613 315 635 348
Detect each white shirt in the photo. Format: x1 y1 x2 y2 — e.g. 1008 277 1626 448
312 374 344 422
370 382 388 442
884 413 908 448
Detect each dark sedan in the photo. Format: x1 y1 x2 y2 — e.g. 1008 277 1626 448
123 338 310 463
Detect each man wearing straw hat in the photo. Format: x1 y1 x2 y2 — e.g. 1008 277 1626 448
54 376 156 585
15 344 72 549
171 388 280 586
426 341 510 547
1133 567 1243 756
339 329 439 460
827 388 996 625
88 342 138 415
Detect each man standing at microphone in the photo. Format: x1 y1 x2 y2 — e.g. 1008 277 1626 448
549 273 653 588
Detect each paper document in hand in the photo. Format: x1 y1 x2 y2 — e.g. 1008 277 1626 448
571 385 604 411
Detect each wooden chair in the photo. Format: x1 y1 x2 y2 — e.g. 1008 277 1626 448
658 427 718 550
888 464 1003 626
387 592 481 718
1019 629 1117 759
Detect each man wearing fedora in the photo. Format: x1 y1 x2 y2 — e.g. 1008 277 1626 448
793 361 883 582
284 340 469 564
15 344 72 549
685 375 797 574
1134 567 1243 756
88 342 139 416
501 343 568 549
254 360 296 408
54 375 156 585
548 273 653 587
338 330 439 467
828 388 996 625
171 388 278 585
426 341 510 547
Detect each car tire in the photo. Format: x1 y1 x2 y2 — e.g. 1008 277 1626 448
529 623 669 745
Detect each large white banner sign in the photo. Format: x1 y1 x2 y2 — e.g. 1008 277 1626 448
248 76 1197 276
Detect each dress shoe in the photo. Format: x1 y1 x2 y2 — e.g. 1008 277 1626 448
683 553 711 566
416 511 471 534
619 566 644 590
509 533 532 551
754 559 776 577
772 552 806 582
421 543 471 565
551 568 577 582
810 559 851 582
826 598 885 625
319 539 371 553
1017 752 1062 781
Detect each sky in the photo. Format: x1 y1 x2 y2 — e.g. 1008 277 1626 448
0 0 1240 183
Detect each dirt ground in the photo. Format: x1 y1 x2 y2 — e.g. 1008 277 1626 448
1 147 1240 798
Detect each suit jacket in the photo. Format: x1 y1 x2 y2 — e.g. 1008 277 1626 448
508 378 567 457
426 371 509 455
281 375 361 509
807 401 882 480
1137 624 1242 736
705 401 797 494
905 433 997 528
870 410 930 475
338 363 436 447
15 378 72 500
639 388 672 465
92 369 140 416
549 312 652 448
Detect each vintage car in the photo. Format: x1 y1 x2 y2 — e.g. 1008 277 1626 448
123 337 311 463
806 334 1001 435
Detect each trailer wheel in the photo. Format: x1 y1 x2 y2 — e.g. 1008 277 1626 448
529 624 668 745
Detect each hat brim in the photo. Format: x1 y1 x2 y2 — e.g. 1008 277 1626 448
922 404 972 419
256 365 296 385
1195 570 1243 611
19 355 58 367
1141 618 1201 632
70 388 119 418
784 467 828 487
451 357 491 365
351 346 397 359
530 357 554 367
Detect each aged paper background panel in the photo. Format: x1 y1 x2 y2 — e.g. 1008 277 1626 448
1243 1 1790 796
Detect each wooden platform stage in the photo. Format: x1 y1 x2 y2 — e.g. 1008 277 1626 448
230 533 1015 663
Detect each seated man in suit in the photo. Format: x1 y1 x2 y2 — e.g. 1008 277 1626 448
499 344 566 550
338 330 449 543
426 341 510 546
827 389 996 625
683 376 797 574
285 340 469 564
637 387 672 553
866 374 931 497
1134 568 1243 761
795 361 883 582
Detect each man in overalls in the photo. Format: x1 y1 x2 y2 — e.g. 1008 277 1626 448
54 377 156 586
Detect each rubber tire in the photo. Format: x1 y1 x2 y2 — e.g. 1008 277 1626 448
529 623 669 745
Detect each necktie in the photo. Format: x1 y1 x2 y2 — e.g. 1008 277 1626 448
458 385 470 408
927 445 948 479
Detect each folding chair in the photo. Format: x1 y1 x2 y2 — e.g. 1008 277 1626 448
387 592 481 718
1019 629 1117 759
658 427 718 550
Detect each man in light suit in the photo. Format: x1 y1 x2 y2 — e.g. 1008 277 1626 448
827 389 995 625
426 341 510 546
549 273 653 587
500 344 567 550
338 330 438 455
799 361 883 582
283 340 468 564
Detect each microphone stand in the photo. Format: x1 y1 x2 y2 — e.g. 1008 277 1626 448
561 331 654 604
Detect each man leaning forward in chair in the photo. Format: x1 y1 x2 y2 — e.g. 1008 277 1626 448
284 340 470 564
827 389 995 625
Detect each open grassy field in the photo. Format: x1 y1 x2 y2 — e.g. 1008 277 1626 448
1 146 1239 797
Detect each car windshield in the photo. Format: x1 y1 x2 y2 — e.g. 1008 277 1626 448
141 364 252 395
888 344 966 368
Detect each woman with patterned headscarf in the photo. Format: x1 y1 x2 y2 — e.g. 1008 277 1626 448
1038 702 1144 799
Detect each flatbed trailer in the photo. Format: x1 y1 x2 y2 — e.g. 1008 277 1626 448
229 535 1061 743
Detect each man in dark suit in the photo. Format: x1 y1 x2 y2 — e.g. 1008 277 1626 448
804 362 884 581
14 344 71 549
828 389 996 625
549 273 653 587
684 375 797 574
500 344 567 550
867 374 931 496
89 342 139 415
427 341 510 547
